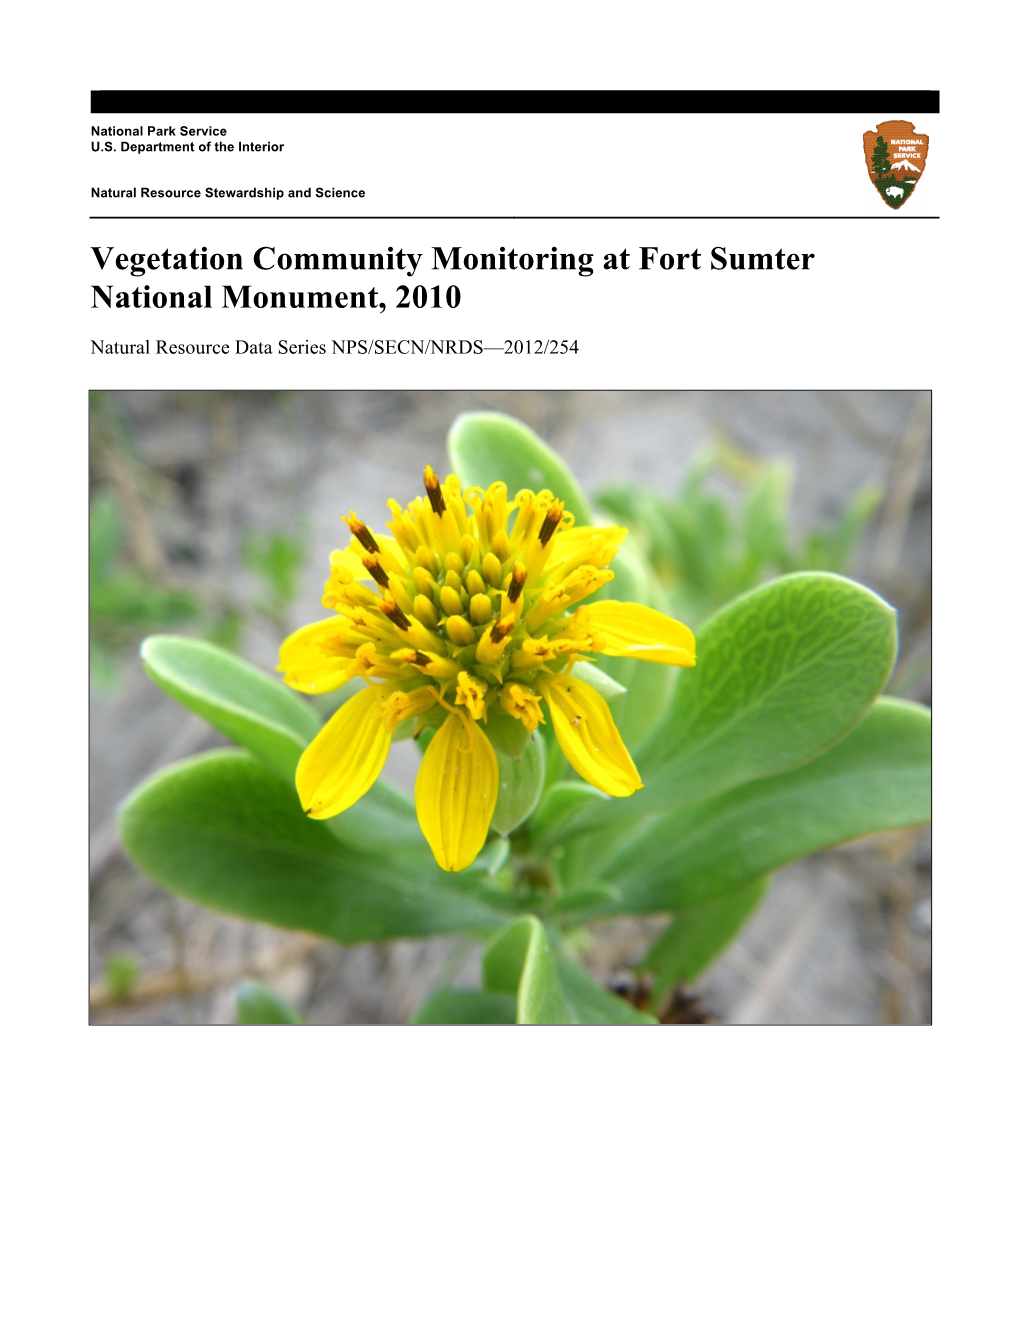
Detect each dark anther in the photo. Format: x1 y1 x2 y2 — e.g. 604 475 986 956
538 503 564 546
380 600 412 630
345 514 380 554
507 562 527 604
423 465 447 516
413 651 431 667
491 618 514 643
363 555 389 588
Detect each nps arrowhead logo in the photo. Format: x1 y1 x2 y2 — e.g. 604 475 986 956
864 120 929 209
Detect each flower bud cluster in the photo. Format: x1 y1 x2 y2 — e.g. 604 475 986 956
299 468 617 736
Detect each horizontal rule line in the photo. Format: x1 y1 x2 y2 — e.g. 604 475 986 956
89 214 940 221
91 89 941 115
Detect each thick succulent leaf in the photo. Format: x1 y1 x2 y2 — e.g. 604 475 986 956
491 734 545 838
554 953 658 1024
552 812 647 894
551 883 622 915
636 572 898 808
119 750 505 943
235 980 304 1024
447 411 593 523
479 918 657 1024
640 877 770 991
550 573 903 890
528 781 608 843
611 697 931 911
142 634 424 857
412 988 517 1024
141 634 320 781
482 916 577 1024
484 705 533 759
325 777 427 854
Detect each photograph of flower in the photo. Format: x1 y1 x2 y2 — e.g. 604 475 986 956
90 391 931 1024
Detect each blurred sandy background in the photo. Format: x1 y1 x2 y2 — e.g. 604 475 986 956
89 391 931 1024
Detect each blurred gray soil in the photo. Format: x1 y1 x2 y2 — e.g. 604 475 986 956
89 391 931 1024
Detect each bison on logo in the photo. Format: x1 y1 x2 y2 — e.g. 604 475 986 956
863 120 929 210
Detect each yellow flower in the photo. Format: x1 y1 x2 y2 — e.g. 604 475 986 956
278 468 696 871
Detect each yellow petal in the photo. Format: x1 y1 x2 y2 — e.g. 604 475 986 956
332 544 371 579
373 533 408 574
277 617 352 694
333 533 407 579
415 714 498 871
296 686 391 818
584 601 696 666
545 523 628 571
539 675 643 797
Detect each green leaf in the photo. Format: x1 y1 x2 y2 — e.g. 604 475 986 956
640 877 770 990
482 916 577 1023
553 815 644 899
89 495 123 584
552 572 903 896
528 781 608 842
800 481 883 573
412 987 517 1024
476 920 658 1024
90 637 120 688
325 777 429 855
236 980 304 1024
551 883 622 915
91 573 201 631
119 750 506 943
484 705 532 759
668 466 735 597
741 462 792 572
241 530 305 612
447 412 593 523
103 953 140 1000
592 484 642 524
638 572 899 807
141 634 320 781
491 734 545 838
553 952 658 1024
612 697 931 912
478 838 511 875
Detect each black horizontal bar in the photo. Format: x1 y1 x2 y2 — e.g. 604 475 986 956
91 90 940 115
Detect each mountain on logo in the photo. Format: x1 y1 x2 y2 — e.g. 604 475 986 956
892 158 922 172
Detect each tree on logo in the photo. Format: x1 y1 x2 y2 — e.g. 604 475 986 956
870 135 892 182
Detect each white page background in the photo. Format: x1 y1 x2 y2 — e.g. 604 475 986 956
4 4 1012 1318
